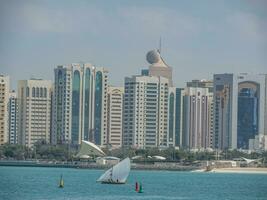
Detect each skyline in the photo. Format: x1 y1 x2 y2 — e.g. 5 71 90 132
1 0 267 89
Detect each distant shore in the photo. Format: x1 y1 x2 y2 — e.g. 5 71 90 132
209 167 267 174
2 160 267 174
0 160 199 171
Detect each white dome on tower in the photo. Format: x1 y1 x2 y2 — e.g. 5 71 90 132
146 50 161 64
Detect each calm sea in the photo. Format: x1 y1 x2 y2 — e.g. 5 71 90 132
0 166 267 200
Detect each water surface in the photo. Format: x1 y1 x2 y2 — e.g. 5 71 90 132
1 166 267 200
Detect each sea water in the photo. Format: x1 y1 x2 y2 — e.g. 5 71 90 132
0 166 267 200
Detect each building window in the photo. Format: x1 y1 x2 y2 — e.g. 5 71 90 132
36 87 39 97
32 87 35 97
26 87 29 97
44 88 47 98
40 88 43 97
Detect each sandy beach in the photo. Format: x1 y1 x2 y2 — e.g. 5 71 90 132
210 167 267 174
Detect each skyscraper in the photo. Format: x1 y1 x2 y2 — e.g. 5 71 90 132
17 79 52 147
8 91 18 144
213 73 267 150
238 87 258 149
186 79 213 90
175 88 184 148
123 75 169 148
0 75 9 145
107 86 124 148
184 80 214 149
52 63 108 146
183 87 213 150
168 87 176 147
52 65 72 144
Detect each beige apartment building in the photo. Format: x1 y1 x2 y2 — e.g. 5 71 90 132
0 75 10 145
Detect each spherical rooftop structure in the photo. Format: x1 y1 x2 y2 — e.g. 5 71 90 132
146 50 161 64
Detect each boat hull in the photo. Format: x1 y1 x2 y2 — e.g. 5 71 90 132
100 181 126 184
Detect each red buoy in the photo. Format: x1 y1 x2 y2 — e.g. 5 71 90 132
135 182 139 192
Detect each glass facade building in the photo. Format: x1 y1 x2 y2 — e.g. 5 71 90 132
168 92 175 146
175 88 184 147
71 70 81 144
237 86 259 149
94 71 103 145
213 73 267 150
53 64 108 145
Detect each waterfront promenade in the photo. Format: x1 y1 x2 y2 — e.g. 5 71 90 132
0 160 199 171
1 160 267 174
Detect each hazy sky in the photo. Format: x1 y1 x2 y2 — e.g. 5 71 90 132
1 0 267 89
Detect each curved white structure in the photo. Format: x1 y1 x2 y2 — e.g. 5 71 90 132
152 155 166 160
76 140 106 158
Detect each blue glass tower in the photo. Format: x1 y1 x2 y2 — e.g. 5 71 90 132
71 70 81 144
237 87 259 149
94 71 103 145
53 64 108 145
83 68 90 141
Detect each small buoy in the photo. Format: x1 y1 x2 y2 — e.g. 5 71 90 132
135 182 139 191
138 182 143 193
59 175 64 188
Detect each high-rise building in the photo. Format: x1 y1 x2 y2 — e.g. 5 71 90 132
186 79 213 93
175 88 184 148
213 73 267 150
0 75 9 145
184 80 214 149
146 50 173 86
17 79 52 147
123 75 169 148
8 91 18 144
107 86 124 148
52 63 108 146
168 87 176 147
183 87 213 150
52 65 72 144
238 87 258 149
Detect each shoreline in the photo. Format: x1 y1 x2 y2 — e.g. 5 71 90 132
0 160 198 171
209 167 267 174
1 160 267 174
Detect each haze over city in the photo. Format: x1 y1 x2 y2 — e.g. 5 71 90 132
1 0 267 89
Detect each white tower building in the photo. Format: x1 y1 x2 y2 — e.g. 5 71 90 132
123 75 169 148
107 86 124 148
183 87 213 150
17 79 52 147
0 75 10 145
8 91 18 144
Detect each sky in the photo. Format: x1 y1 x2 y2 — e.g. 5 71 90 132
0 0 267 89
